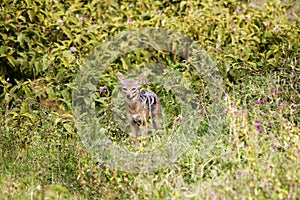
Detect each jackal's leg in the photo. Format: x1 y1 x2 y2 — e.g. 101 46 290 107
140 118 148 137
151 116 160 131
129 120 139 138
150 110 160 131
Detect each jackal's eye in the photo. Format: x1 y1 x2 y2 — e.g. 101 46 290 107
131 87 136 91
122 87 127 91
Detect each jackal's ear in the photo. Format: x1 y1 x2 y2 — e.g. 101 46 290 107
135 72 146 82
117 72 126 81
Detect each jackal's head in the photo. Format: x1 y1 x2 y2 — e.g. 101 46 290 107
117 72 145 102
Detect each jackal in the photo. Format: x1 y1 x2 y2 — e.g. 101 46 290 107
117 72 160 139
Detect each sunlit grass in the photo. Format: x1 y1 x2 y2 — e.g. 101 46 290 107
1 72 299 199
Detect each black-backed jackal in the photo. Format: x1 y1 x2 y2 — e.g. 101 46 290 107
117 72 160 141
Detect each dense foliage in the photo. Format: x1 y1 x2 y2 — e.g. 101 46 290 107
0 0 299 199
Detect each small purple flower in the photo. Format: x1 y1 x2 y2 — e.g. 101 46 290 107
80 17 84 21
6 77 10 82
256 99 263 104
255 119 261 124
98 163 103 167
7 14 11 20
127 19 132 23
276 103 283 108
157 10 162 14
270 143 275 149
274 25 279 32
216 44 220 49
271 88 278 93
256 124 262 132
175 115 182 122
245 14 251 19
264 21 269 26
17 24 22 30
99 86 108 94
230 25 236 31
105 140 112 147
236 170 243 175
70 46 76 53
57 19 64 24
289 183 295 188
267 123 272 129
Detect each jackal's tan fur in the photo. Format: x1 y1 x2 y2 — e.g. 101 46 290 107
117 72 160 141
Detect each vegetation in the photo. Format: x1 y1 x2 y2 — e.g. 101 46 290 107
0 0 299 199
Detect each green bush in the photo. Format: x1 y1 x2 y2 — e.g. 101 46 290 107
0 0 299 199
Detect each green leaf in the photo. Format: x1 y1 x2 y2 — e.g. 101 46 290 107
46 87 56 98
7 56 16 67
17 33 24 47
27 9 35 22
63 123 73 133
0 46 7 57
21 112 36 122
55 117 62 125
